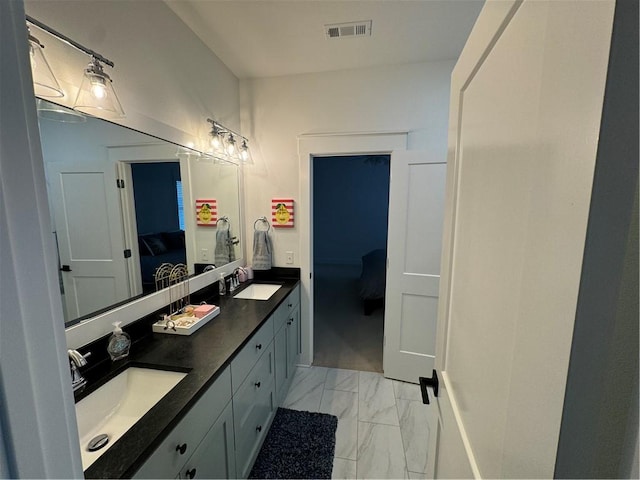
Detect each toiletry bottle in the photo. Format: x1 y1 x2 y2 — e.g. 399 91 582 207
107 322 131 361
219 273 226 295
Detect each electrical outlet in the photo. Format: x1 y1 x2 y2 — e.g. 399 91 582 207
285 251 294 264
201 248 208 261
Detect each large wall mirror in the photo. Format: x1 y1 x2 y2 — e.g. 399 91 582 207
37 99 243 326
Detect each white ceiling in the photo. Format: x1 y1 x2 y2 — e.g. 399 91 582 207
165 0 484 79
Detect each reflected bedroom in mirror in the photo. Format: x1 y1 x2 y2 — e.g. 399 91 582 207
37 99 242 325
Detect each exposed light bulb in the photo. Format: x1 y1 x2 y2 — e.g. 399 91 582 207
91 81 106 99
211 135 222 149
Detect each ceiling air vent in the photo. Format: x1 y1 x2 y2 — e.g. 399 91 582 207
324 21 372 40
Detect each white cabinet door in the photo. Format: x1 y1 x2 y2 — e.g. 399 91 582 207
47 162 131 319
431 0 615 478
179 402 236 480
383 151 446 382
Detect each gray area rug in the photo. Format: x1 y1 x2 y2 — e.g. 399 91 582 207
249 408 338 479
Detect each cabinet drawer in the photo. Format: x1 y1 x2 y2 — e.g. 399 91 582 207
233 342 274 437
285 285 300 312
133 367 232 479
231 316 273 393
272 301 288 333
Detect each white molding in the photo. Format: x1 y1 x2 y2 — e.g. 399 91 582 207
297 132 407 365
0 1 82 476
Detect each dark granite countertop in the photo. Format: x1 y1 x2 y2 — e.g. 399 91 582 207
82 277 300 479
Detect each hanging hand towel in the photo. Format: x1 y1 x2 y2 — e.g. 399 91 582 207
214 229 230 266
228 229 236 263
252 230 272 270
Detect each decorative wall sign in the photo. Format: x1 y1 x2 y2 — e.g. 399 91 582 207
196 199 217 226
272 198 294 228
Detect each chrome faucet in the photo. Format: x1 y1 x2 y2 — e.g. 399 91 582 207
68 349 91 392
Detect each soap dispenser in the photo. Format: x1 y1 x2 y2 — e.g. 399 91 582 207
219 273 226 295
107 321 131 361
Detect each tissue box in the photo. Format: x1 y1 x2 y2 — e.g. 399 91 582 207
194 304 216 318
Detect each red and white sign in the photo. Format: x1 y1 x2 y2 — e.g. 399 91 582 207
196 199 217 226
272 198 294 228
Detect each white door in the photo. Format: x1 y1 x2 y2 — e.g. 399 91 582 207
47 162 131 319
383 151 446 382
429 0 615 478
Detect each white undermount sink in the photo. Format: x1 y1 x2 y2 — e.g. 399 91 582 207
75 366 186 470
234 283 282 300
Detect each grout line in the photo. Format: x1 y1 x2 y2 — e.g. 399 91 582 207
396 388 411 476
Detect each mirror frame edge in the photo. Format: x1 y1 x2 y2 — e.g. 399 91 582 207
63 138 246 350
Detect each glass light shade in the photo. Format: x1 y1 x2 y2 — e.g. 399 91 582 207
36 99 86 123
210 130 225 152
29 36 64 98
73 59 125 117
225 133 238 157
239 139 253 164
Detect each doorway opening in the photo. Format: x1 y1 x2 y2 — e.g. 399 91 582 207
312 154 390 372
130 162 186 294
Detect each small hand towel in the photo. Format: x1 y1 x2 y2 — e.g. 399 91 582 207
214 229 230 266
252 230 272 270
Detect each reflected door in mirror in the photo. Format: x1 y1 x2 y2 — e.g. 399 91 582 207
47 162 132 319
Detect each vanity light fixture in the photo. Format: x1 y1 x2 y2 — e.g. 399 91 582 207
73 57 125 117
27 29 64 98
206 118 252 164
26 15 125 117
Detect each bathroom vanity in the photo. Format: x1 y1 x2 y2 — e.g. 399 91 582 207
78 278 301 479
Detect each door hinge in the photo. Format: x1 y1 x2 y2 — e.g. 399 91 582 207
123 249 131 258
116 178 125 188
310 272 313 279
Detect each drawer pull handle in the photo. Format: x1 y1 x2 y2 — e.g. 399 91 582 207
288 303 292 308
185 468 197 479
287 319 293 325
255 381 261 388
256 425 262 433
176 443 187 455
256 343 262 350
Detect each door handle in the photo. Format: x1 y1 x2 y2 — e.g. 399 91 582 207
60 265 72 272
419 369 439 405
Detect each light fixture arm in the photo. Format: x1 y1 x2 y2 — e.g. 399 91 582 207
206 118 248 144
26 15 115 68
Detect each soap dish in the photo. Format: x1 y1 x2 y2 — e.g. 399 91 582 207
152 305 220 336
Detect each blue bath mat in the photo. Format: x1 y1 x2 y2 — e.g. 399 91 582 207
249 407 338 479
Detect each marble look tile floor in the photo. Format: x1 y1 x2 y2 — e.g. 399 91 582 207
282 366 433 479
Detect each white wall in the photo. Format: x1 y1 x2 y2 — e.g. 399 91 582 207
25 0 240 151
240 60 454 266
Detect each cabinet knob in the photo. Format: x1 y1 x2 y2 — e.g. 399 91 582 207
287 318 293 325
256 425 262 433
176 443 187 455
288 303 292 308
185 468 197 479
256 343 262 350
255 381 261 388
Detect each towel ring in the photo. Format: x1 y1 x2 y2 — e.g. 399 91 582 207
216 216 230 229
254 216 270 232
